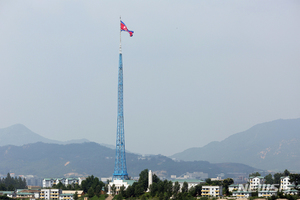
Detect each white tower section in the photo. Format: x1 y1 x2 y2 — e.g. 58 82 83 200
148 170 153 189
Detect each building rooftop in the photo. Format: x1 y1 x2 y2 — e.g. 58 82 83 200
172 179 204 183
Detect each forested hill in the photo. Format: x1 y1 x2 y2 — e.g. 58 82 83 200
171 118 300 170
0 142 257 178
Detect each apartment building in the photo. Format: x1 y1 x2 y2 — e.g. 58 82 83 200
59 193 74 200
258 190 277 197
43 178 81 188
62 190 84 198
232 191 252 198
40 189 61 200
108 179 136 195
201 186 223 197
228 184 243 192
172 179 205 190
249 176 264 190
280 176 294 191
43 178 56 188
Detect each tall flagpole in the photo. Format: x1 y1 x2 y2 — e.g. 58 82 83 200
113 16 128 180
119 16 122 54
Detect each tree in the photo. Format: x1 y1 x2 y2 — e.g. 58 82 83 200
165 180 173 198
223 178 234 196
73 191 78 200
265 174 274 184
274 173 283 184
7 185 15 191
0 183 7 191
134 184 144 197
138 169 149 192
173 181 180 196
284 169 290 176
289 174 300 189
181 182 188 193
205 178 212 185
119 185 126 197
189 186 196 197
111 184 116 196
95 185 102 197
125 185 135 198
249 172 261 177
150 182 158 197
153 174 160 184
88 187 95 198
194 184 202 197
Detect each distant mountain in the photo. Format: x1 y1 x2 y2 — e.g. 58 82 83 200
0 142 258 178
171 118 300 171
0 124 90 146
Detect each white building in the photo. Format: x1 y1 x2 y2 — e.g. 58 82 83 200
258 190 277 197
232 191 252 198
172 179 204 190
43 178 81 188
228 184 243 192
108 179 136 195
0 191 15 198
201 185 223 197
283 189 298 195
62 190 84 197
40 189 61 200
43 178 56 188
249 176 265 190
59 193 74 200
280 176 293 191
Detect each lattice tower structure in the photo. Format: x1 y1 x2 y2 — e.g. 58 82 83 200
112 51 129 180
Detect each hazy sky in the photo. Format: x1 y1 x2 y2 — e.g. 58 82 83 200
0 1 299 156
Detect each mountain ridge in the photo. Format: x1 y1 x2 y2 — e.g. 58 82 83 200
0 142 258 179
0 124 90 146
170 118 300 170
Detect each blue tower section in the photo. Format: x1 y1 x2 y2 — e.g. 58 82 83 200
112 50 129 180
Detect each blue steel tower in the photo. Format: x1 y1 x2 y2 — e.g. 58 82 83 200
112 20 130 180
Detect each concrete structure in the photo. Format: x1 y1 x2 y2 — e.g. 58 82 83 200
148 170 153 189
172 179 205 190
173 172 208 180
280 176 293 191
43 178 81 188
0 191 15 198
108 179 136 195
40 189 61 200
258 190 277 197
201 185 223 197
229 184 243 192
283 189 298 195
232 191 252 198
43 178 56 188
62 190 84 197
59 193 74 200
16 189 40 198
249 176 265 190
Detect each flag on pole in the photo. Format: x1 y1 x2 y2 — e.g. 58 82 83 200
120 21 134 37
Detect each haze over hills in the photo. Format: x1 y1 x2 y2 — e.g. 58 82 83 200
171 118 300 171
0 124 90 146
0 124 258 178
0 142 257 179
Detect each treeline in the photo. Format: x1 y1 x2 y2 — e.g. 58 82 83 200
52 175 106 196
0 173 27 191
262 169 300 188
111 169 234 200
